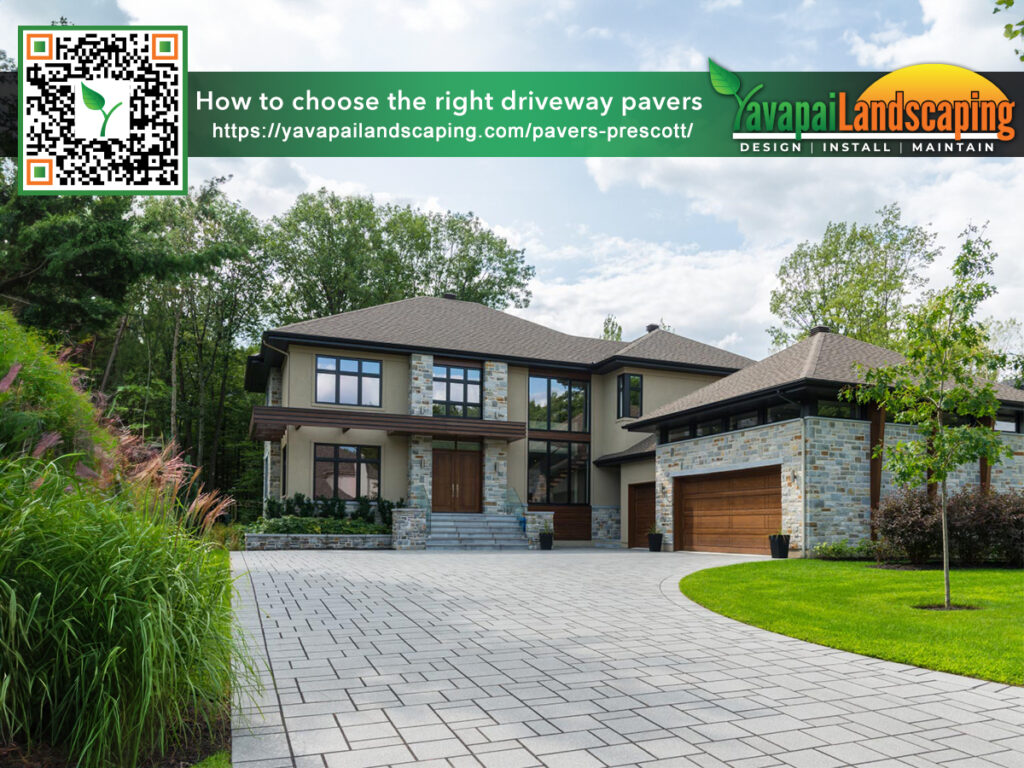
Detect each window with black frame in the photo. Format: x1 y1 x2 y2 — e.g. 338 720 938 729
432 364 483 418
313 444 381 500
315 355 381 406
617 373 642 418
527 440 589 504
528 375 589 432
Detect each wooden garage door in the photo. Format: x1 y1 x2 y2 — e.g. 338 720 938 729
628 483 656 548
674 467 781 555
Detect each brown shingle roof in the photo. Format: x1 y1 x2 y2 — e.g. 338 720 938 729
268 297 754 370
634 330 1024 426
593 434 657 466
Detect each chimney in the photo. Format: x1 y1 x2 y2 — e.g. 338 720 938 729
809 325 832 336
442 292 458 300
646 323 659 333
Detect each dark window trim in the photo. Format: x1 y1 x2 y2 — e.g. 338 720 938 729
282 444 287 496
528 375 590 433
432 363 483 419
528 439 590 506
314 355 382 407
617 373 643 419
313 442 381 500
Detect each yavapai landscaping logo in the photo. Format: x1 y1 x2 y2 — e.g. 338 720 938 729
708 59 1016 155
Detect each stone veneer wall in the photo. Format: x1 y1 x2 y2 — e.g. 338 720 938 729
803 418 871 546
409 353 434 417
407 435 432 512
263 368 283 511
392 507 427 550
483 439 509 514
991 432 1024 489
656 420 805 552
591 506 622 546
408 353 434 511
245 534 391 550
524 509 554 549
483 361 510 513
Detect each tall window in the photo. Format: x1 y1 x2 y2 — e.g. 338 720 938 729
313 444 381 500
528 440 589 504
617 373 643 418
433 364 482 418
315 356 381 406
528 376 589 432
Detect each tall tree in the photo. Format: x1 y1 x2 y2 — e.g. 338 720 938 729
846 226 1011 609
768 204 939 349
601 314 623 341
270 189 533 322
994 0 1024 61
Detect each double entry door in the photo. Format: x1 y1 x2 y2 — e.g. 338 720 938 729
432 440 482 513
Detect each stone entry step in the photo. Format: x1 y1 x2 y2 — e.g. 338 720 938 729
426 513 529 550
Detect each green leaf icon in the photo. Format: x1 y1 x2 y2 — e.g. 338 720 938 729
708 58 741 97
80 82 122 138
81 82 106 111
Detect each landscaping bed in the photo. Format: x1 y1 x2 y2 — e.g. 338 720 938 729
244 515 392 549
679 559 1023 684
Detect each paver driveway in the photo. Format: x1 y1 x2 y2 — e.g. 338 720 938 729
231 550 1024 768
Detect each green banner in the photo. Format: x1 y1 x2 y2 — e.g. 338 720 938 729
188 68 1023 158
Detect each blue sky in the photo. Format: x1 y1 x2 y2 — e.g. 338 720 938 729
3 0 1021 358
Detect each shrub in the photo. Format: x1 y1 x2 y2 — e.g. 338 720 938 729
0 310 112 463
0 457 257 768
813 538 877 560
247 515 390 536
264 493 399 526
207 522 246 551
993 490 1024 568
876 488 940 564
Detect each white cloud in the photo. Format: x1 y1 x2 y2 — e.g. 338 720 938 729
845 0 1021 69
702 0 742 11
508 232 783 358
585 156 1024 356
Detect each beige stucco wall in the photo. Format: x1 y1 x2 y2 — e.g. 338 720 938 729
589 367 720 506
618 459 656 543
281 425 409 503
282 344 410 414
507 365 529 505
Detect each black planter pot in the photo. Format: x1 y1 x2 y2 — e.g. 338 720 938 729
648 533 663 552
769 534 791 559
539 532 554 550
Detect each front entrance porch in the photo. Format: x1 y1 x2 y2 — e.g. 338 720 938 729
431 440 482 513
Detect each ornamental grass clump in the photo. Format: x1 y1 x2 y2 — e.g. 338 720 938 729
0 455 256 768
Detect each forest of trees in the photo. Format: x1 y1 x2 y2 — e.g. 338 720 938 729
0 164 534 512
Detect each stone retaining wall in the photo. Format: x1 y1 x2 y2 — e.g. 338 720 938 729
591 505 621 544
393 507 427 550
245 534 392 550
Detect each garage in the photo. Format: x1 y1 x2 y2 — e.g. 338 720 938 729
627 482 656 548
673 466 781 555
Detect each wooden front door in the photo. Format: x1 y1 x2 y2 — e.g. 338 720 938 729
628 482 656 548
673 467 782 554
432 444 482 513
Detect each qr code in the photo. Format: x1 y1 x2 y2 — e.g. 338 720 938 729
19 27 187 194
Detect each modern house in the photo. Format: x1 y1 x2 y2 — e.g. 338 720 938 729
628 327 1024 554
244 295 753 547
245 299 1024 554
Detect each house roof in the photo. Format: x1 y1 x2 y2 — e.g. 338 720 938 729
632 329 1024 428
593 434 657 467
261 296 755 372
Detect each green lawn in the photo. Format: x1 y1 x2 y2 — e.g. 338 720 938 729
679 560 1024 685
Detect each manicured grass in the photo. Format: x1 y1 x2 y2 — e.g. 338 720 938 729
679 560 1024 685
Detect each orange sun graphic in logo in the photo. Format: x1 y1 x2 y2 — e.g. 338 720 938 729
858 63 1009 104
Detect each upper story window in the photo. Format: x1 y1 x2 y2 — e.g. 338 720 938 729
767 403 801 423
529 375 589 432
995 409 1019 433
617 373 643 419
433 364 482 418
315 355 381 406
817 399 856 419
